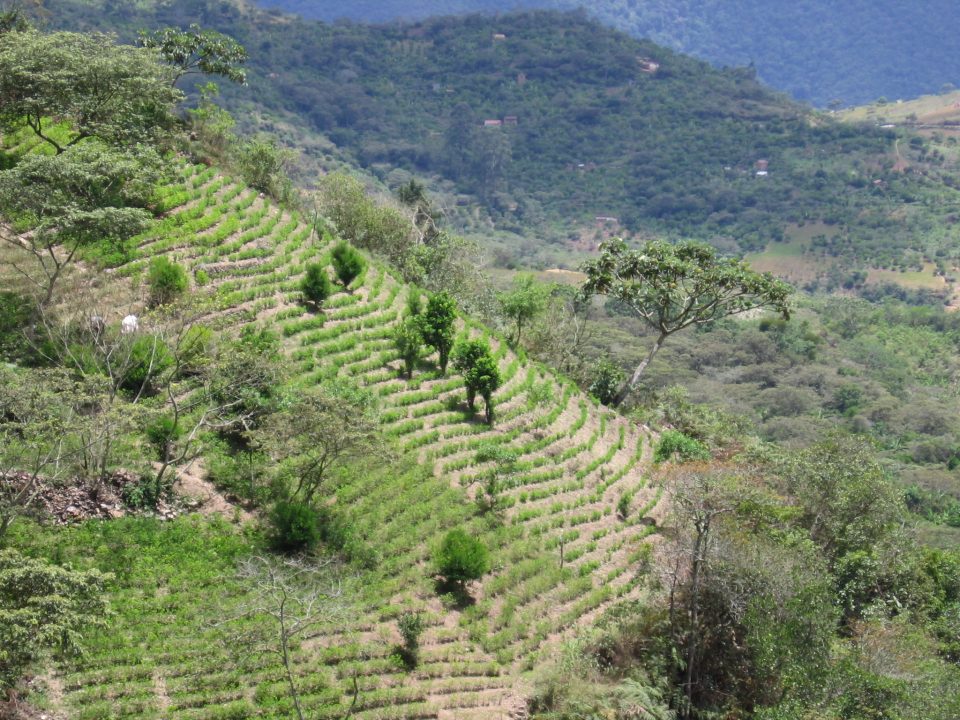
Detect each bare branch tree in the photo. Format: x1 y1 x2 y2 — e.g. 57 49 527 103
226 555 350 720
663 464 742 718
0 367 81 539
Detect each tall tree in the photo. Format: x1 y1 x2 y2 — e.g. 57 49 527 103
137 24 247 87
580 238 791 406
420 292 458 374
0 144 160 305
256 381 381 503
497 272 550 345
0 30 181 153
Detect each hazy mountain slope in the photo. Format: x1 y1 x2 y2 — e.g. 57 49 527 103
50 0 960 277
255 0 960 106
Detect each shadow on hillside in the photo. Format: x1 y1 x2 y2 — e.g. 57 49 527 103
433 578 477 610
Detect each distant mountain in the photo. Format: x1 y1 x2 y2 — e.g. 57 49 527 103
49 0 960 274
255 0 960 106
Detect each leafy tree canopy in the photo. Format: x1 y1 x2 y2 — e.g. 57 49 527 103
0 142 161 303
138 23 247 86
0 29 181 153
581 238 791 405
0 549 110 692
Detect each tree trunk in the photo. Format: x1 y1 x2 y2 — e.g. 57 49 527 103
612 331 668 407
683 519 709 718
484 394 494 425
279 606 305 720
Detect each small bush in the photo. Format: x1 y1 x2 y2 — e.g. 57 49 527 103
300 263 333 307
653 430 710 463
147 256 188 307
269 501 320 552
398 611 425 650
121 336 173 394
433 528 490 587
145 414 181 461
396 610 426 668
589 356 625 406
331 241 365 287
121 472 165 510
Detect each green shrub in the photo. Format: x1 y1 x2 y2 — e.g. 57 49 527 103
300 262 333 307
653 430 710 463
146 256 188 307
0 291 35 364
121 335 173 394
589 356 625 406
121 472 166 510
194 268 210 286
396 610 426 668
269 501 320 552
433 528 490 586
145 414 181 461
331 241 365 287
397 611 425 650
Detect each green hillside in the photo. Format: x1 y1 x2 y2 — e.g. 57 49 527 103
47 0 960 275
254 0 960 107
4 20 960 720
1 126 660 717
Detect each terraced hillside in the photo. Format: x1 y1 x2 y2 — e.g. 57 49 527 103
4 140 662 718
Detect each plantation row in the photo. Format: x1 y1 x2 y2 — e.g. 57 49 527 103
52 163 661 719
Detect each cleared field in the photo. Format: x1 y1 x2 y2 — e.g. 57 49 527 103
840 90 960 128
744 223 838 284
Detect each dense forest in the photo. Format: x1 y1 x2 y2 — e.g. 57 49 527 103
47 0 960 277
254 0 960 106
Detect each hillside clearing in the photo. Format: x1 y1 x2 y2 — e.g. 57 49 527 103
11 161 661 719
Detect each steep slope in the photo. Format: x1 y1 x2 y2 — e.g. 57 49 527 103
253 0 960 107
18 153 662 718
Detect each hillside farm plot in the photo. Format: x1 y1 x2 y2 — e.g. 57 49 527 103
17 162 662 719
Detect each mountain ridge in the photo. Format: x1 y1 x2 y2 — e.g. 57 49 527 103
253 0 960 106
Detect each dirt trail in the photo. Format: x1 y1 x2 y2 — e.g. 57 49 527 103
173 459 253 523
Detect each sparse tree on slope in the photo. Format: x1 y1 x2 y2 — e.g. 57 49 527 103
420 291 457 374
230 556 347 720
580 238 791 406
0 30 181 153
497 272 550 345
137 23 247 87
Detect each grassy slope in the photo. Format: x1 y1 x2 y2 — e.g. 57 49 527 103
4 135 660 718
